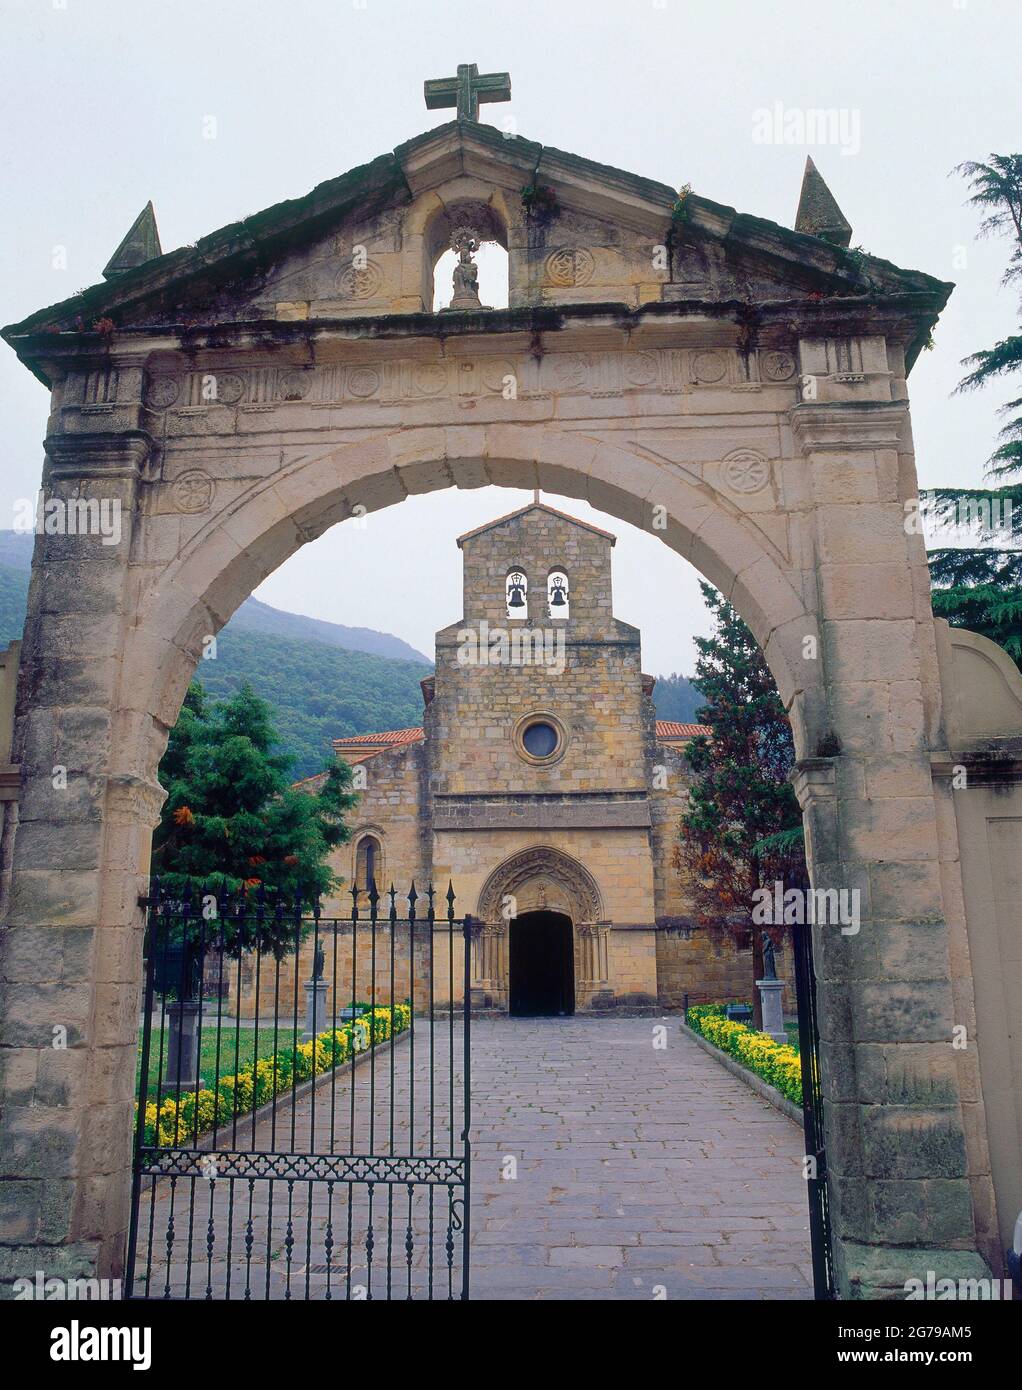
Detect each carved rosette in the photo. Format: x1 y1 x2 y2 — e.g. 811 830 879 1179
543 248 595 287
337 261 384 300
145 376 180 409
721 448 771 495
691 350 727 384
172 469 216 513
761 350 796 382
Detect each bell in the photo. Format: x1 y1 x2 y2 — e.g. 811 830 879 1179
550 583 567 607
507 574 526 608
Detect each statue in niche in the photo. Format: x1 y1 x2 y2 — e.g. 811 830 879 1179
447 228 484 311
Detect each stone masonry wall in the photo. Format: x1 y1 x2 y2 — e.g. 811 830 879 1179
321 743 428 916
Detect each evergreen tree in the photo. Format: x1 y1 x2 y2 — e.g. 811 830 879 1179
151 681 357 952
925 154 1022 664
677 583 806 1023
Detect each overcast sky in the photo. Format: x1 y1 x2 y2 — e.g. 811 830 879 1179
2 0 1019 673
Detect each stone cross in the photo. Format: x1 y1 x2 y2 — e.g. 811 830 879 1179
424 63 511 122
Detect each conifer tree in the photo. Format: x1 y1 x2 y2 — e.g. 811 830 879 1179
151 682 357 952
677 583 806 1023
926 154 1022 663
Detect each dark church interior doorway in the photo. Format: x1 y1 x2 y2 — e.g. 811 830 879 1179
509 911 575 1016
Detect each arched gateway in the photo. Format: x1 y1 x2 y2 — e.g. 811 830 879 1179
2 100 1022 1299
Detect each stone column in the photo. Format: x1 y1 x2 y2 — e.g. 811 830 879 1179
0 419 162 1291
790 385 993 1297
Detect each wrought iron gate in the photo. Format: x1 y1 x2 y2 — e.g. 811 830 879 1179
126 880 471 1300
791 918 836 1299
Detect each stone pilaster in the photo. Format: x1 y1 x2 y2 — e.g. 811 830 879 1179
469 920 507 1011
0 424 161 1292
575 922 612 1010
790 393 992 1297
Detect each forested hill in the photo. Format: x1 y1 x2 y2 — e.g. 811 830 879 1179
0 532 431 778
198 629 431 778
651 672 703 723
0 531 429 662
0 532 701 777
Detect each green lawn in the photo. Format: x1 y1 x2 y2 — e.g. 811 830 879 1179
137 1026 290 1100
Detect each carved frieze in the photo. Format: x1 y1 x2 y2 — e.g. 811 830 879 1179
141 346 801 425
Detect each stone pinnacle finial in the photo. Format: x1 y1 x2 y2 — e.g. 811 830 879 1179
794 157 852 248
102 201 162 280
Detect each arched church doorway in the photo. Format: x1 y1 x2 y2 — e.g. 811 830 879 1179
509 911 574 1017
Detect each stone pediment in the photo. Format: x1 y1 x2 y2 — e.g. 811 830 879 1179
4 120 951 379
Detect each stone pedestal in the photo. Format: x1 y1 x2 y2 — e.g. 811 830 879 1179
162 1000 201 1089
756 978 788 1047
303 979 330 1042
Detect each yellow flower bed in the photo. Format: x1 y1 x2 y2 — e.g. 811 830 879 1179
140 1003 411 1148
687 1004 802 1105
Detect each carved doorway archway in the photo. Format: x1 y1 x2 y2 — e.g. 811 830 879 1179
473 846 609 1013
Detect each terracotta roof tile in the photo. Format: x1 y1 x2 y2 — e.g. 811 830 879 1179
333 727 424 748
655 720 711 739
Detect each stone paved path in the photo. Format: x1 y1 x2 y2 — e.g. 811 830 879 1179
469 1018 813 1301
134 1016 812 1300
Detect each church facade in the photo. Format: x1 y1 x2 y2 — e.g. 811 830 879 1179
315 500 788 1015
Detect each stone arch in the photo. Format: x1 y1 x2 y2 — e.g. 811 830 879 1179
476 845 605 926
127 424 820 796
1 112 1010 1299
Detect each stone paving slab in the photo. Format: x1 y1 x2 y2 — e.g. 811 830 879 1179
469 1018 812 1301
132 1016 812 1300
